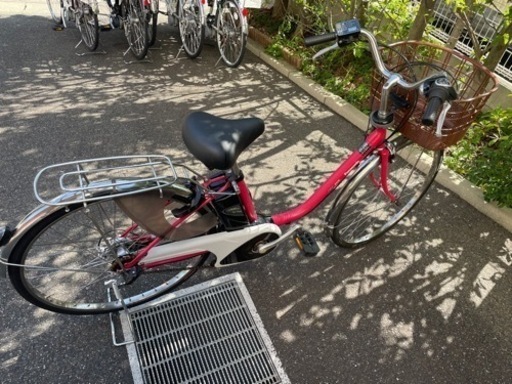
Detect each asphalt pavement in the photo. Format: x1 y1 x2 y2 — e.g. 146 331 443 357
1 2 512 383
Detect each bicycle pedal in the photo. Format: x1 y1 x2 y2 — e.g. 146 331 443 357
294 230 320 257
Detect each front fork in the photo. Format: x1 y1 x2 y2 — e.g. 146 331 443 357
370 142 398 203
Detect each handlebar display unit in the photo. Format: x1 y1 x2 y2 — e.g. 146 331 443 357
335 20 361 45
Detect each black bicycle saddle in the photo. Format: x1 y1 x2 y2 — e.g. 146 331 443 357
182 111 265 170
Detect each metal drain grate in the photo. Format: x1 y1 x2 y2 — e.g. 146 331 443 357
120 273 290 384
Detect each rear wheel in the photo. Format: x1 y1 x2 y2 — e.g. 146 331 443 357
327 137 442 248
124 0 149 59
75 0 99 51
178 0 205 59
7 198 216 314
216 0 246 67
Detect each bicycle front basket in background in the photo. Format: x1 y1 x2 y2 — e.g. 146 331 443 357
371 41 498 150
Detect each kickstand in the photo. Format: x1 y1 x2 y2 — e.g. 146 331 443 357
175 44 185 60
106 279 136 346
123 46 153 64
74 39 107 56
173 45 202 63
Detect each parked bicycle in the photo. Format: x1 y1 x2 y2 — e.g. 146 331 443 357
165 0 248 67
46 0 158 59
106 0 158 59
0 20 496 315
47 0 100 51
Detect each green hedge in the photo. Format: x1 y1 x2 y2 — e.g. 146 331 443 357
445 108 512 208
249 13 512 208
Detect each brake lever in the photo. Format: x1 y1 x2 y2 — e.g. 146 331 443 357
312 42 338 61
435 102 452 137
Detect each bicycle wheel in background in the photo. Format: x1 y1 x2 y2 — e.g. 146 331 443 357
326 136 443 248
178 0 205 59
123 0 149 59
215 0 246 67
47 0 63 24
75 0 99 51
147 0 158 46
7 197 217 315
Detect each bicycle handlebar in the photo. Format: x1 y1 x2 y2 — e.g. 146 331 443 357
304 32 337 47
306 22 459 126
421 77 459 125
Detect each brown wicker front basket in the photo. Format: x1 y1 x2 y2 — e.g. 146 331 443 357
371 41 498 150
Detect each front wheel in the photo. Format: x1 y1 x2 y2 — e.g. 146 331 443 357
326 137 443 248
124 0 149 59
178 0 205 59
216 0 246 67
7 198 215 314
75 0 99 51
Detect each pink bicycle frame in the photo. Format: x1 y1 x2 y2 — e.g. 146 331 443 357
121 127 390 269
238 127 389 226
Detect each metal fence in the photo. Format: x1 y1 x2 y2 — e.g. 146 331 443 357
429 0 512 82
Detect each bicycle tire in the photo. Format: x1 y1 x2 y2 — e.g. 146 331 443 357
326 137 442 248
7 198 216 315
178 0 205 59
147 0 158 46
47 0 63 24
215 0 246 67
75 0 99 51
124 0 149 60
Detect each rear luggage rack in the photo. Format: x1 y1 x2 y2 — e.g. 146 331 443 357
34 155 178 206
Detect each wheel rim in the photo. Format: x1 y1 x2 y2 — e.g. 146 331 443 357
13 200 208 313
216 1 244 66
76 2 98 51
179 0 203 57
124 0 148 58
331 140 442 246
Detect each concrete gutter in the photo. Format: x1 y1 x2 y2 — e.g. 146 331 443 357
246 39 512 233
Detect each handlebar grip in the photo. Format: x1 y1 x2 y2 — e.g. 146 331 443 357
421 96 444 126
421 77 458 126
304 32 337 47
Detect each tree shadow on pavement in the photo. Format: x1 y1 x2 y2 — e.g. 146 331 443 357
1 12 512 384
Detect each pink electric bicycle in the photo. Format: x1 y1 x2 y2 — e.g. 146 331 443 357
0 20 496 314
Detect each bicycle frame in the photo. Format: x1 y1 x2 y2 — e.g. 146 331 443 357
271 128 388 225
113 126 391 269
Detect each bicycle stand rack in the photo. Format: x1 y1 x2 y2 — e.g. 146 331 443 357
106 279 135 347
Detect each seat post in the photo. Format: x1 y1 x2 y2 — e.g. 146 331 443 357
229 163 242 179
228 163 258 223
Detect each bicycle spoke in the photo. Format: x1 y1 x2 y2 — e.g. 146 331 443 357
9 197 213 314
178 0 204 58
216 0 245 67
328 140 442 247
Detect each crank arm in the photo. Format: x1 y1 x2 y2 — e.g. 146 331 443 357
257 224 302 254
